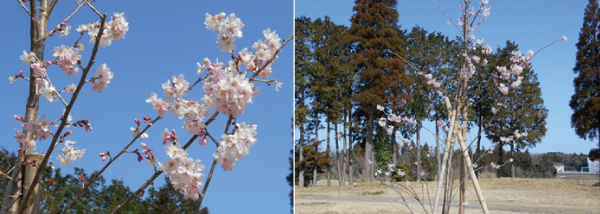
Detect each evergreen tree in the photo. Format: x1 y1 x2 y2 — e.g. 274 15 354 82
294 16 312 188
146 179 200 214
570 0 600 160
486 41 548 178
348 0 408 182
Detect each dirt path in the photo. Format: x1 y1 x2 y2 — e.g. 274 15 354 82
296 195 600 214
296 178 600 214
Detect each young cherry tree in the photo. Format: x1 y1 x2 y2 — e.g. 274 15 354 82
1 1 291 213
373 0 566 213
3 1 128 213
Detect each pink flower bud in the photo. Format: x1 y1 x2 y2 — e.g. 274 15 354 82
13 115 24 121
134 118 141 126
199 137 207 146
78 175 85 182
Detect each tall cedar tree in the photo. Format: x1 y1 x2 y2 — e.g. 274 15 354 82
486 41 548 178
295 16 312 188
348 0 408 182
570 0 600 160
312 17 348 186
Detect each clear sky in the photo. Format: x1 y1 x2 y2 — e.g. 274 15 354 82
295 0 595 156
1 0 293 213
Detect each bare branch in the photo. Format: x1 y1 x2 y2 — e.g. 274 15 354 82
17 0 30 15
61 116 161 213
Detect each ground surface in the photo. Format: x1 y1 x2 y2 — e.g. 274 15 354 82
296 176 600 214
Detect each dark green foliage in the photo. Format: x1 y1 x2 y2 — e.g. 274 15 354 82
485 41 548 177
0 147 17 207
286 149 293 213
0 149 206 213
392 163 412 181
145 179 198 214
375 125 392 170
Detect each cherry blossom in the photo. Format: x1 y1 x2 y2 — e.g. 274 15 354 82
213 122 257 171
158 142 205 200
56 140 85 166
92 63 114 93
20 51 37 64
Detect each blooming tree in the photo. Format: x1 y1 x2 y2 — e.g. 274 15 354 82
371 0 566 213
1 1 291 213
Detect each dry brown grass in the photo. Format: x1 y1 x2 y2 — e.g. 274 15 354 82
296 177 600 214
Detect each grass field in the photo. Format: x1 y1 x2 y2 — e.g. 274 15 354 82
296 175 600 214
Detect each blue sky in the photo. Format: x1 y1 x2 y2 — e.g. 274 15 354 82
296 0 595 156
1 1 292 213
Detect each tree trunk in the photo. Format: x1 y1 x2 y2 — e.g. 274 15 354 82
369 149 377 182
476 111 482 180
416 120 422 181
459 153 465 214
497 142 504 178
511 142 515 178
392 129 397 165
336 123 342 185
363 114 374 182
299 117 305 188
348 111 354 186
298 88 306 188
342 114 347 185
327 120 331 186
2 1 47 212
436 115 441 182
312 164 317 187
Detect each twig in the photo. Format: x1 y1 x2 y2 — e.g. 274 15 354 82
35 2 86 43
60 116 161 214
17 0 30 15
249 34 293 80
110 134 199 214
84 0 102 17
432 0 462 34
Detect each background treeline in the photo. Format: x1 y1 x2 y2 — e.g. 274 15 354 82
0 147 209 214
295 0 549 187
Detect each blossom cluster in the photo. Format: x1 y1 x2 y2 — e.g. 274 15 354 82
205 13 244 53
77 12 129 48
375 105 417 135
91 63 114 93
158 142 205 200
213 122 257 171
500 129 528 143
56 140 85 166
52 44 81 76
201 65 256 118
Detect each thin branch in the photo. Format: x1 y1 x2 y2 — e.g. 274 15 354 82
54 91 68 107
35 2 86 43
187 73 210 92
60 116 161 214
432 0 462 34
17 0 30 15
84 0 102 17
110 134 199 214
249 34 293 80
48 0 58 15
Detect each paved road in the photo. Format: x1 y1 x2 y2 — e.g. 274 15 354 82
297 195 598 214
